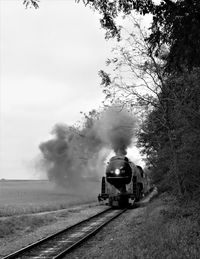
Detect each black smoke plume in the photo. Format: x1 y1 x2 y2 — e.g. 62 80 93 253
39 124 78 186
39 105 137 187
94 106 137 155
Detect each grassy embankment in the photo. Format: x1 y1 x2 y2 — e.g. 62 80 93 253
133 193 200 258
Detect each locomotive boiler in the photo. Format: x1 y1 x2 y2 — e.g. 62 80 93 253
98 155 149 207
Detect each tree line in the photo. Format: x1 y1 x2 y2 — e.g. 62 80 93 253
79 0 200 201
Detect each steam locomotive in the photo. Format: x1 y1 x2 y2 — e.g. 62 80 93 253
98 155 150 207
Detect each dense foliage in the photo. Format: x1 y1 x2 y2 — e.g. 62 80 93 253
76 0 200 73
138 70 200 198
81 0 200 200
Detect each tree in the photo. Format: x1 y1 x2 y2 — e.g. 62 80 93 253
24 0 200 73
138 68 200 198
98 18 181 193
77 0 200 72
23 0 39 9
99 15 165 117
99 16 200 198
25 0 200 71
105 2 200 199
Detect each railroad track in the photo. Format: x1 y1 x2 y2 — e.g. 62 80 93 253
2 208 126 259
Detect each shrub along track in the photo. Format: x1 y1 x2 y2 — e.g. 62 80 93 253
2 208 126 259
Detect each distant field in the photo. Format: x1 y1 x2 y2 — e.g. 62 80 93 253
0 180 99 216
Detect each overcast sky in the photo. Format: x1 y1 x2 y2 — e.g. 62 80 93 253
0 0 144 179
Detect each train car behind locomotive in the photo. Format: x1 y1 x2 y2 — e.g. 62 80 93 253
98 155 150 207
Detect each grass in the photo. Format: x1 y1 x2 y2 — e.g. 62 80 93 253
131 194 200 259
0 214 55 238
0 180 98 216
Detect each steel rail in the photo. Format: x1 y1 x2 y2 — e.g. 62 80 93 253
2 208 111 259
54 209 126 259
2 208 126 259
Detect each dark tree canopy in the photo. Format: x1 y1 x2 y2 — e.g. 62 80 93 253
149 0 200 72
77 0 155 39
23 0 39 9
77 0 200 72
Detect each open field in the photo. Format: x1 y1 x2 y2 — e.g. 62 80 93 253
0 180 99 216
0 180 105 256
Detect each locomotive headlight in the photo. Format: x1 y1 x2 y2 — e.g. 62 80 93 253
115 168 120 175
